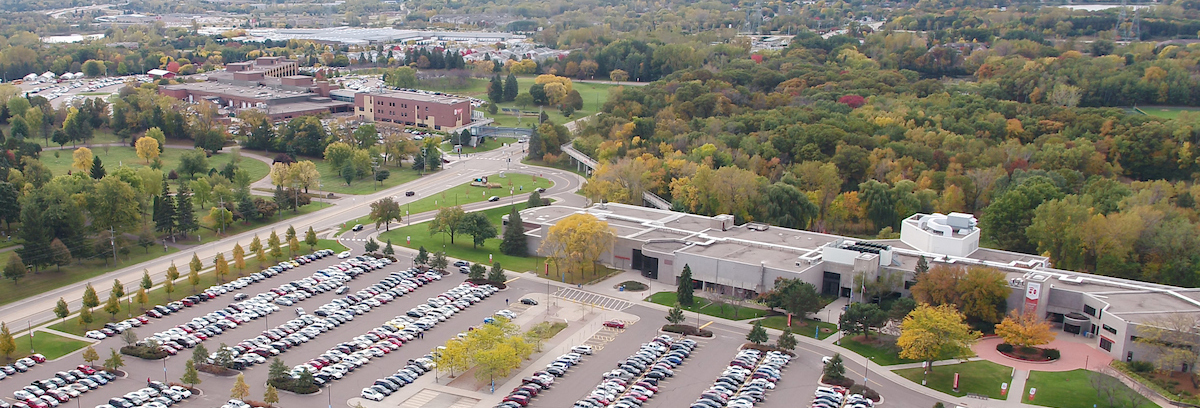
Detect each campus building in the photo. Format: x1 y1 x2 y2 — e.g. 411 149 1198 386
158 66 352 121
353 90 474 132
512 202 1200 369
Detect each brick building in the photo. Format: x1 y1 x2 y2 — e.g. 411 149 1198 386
159 71 352 121
353 90 474 132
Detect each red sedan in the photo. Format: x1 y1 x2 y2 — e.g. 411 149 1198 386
603 320 626 329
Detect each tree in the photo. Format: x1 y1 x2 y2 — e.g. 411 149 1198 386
82 283 100 309
910 264 963 307
155 180 176 236
231 373 250 400
609 69 629 83
468 263 486 280
363 238 380 254
176 185 197 237
777 328 797 351
503 73 519 102
249 235 263 266
341 163 355 186
141 270 153 290
177 149 209 179
1134 315 1200 372
434 339 472 377
666 304 686 325
187 267 200 292
54 297 70 323
760 278 822 324
103 348 125 372
897 304 979 381
267 357 287 382
383 240 395 257
747 321 769 345
430 206 466 244
980 176 1063 253
432 251 448 271
103 292 121 317
181 360 201 386
370 198 402 231
189 253 203 276
487 262 506 282
0 323 13 358
678 265 695 306
3 252 25 282
823 354 846 381
136 134 161 164
232 244 246 272
77 307 93 329
840 303 888 339
526 190 543 208
500 206 528 256
214 343 234 368
853 270 902 303
957 266 1009 324
915 255 929 277
214 253 230 283
166 262 180 282
72 147 94 173
135 288 148 310
538 213 616 275
164 279 175 301
82 345 99 366
268 231 282 261
890 297 918 321
460 212 497 249
304 227 318 250
263 385 279 407
416 246 429 265
111 279 125 299
488 75 504 103
995 310 1055 350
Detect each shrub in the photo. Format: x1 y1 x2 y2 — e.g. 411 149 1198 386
822 375 855 387
1128 360 1155 373
662 324 713 337
848 384 881 402
119 345 168 360
619 281 648 291
996 343 1014 353
1044 348 1061 360
269 377 318 394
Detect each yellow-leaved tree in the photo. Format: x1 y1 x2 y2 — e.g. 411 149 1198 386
136 133 161 164
994 310 1055 350
539 213 615 277
72 147 93 173
897 304 979 384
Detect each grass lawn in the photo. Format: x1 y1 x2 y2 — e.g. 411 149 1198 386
894 360 1012 399
1023 369 1159 408
194 201 333 244
40 146 270 189
646 292 769 321
378 205 549 274
755 315 837 340
311 157 423 196
0 331 93 363
1140 106 1200 120
837 336 920 366
418 76 613 129
463 136 518 153
337 173 551 236
0 245 180 309
49 239 347 336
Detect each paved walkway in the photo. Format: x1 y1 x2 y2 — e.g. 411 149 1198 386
972 336 1112 372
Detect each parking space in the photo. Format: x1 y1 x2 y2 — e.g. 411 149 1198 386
553 288 634 311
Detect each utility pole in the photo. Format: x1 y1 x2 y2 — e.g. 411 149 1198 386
110 226 117 265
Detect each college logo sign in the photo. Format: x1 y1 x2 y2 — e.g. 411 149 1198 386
1024 282 1041 313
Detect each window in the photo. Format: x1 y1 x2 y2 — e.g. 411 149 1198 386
904 281 916 289
1100 337 1113 351
1084 305 1097 317
1103 324 1117 335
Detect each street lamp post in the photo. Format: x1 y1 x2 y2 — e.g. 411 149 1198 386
864 356 874 385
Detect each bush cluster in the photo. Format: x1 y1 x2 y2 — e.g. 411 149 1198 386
119 345 168 360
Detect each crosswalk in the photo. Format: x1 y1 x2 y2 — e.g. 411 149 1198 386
398 389 479 408
553 287 634 311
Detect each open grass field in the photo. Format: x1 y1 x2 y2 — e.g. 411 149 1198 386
0 246 180 309
40 146 270 189
0 331 93 363
754 315 838 340
337 173 551 235
309 157 424 196
1023 369 1159 408
837 336 920 366
378 205 550 274
646 292 770 321
894 360 1012 399
1139 106 1200 120
418 76 614 128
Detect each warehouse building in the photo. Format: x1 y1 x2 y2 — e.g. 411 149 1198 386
512 202 1200 368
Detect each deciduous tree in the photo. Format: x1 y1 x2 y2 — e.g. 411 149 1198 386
897 304 979 380
4 252 25 282
995 310 1055 350
760 278 822 324
538 213 615 275
103 348 124 372
136 133 161 164
1134 315 1200 372
54 297 70 323
430 206 466 244
840 303 888 339
304 227 318 250
460 212 497 249
231 373 250 400
370 197 402 231
181 360 200 386
82 283 100 309
0 323 14 358
82 345 99 366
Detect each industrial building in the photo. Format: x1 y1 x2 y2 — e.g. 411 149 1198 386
513 202 1200 368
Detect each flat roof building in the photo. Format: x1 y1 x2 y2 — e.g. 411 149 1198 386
159 70 351 121
353 89 474 132
513 203 1200 368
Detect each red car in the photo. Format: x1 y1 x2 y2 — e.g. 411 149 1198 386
136 316 149 324
76 365 96 375
28 354 45 363
603 320 626 329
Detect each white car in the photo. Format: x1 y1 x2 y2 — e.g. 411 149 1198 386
361 388 385 401
338 251 352 259
571 345 594 355
84 331 107 340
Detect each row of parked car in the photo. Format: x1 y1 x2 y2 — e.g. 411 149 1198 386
493 345 590 408
356 281 501 401
813 386 873 408
95 380 194 408
0 354 45 383
359 358 436 401
693 349 790 408
285 267 448 385
218 257 395 372
5 364 117 408
132 250 351 358
572 335 697 408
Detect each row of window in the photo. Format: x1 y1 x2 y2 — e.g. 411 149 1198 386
375 100 429 111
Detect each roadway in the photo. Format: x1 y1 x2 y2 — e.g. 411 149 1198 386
0 141 586 340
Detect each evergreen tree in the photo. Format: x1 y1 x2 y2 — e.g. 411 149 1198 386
382 240 395 256
503 73 519 102
54 297 70 323
499 206 528 256
487 262 506 282
747 320 768 345
155 176 176 235
273 185 288 212
678 265 695 306
364 238 380 253
488 74 503 103
90 156 106 179
777 328 797 351
526 190 542 208
416 246 429 265
176 185 197 237
666 304 686 324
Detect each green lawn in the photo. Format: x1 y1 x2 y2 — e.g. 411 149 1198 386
837 336 920 366
0 245 180 310
1140 106 1200 120
310 157 424 196
40 146 270 189
755 315 837 340
417 76 613 129
1023 369 1159 408
49 239 348 336
462 137 518 153
894 360 1012 399
378 205 550 274
4 331 93 362
646 292 769 321
337 173 551 236
193 201 333 244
